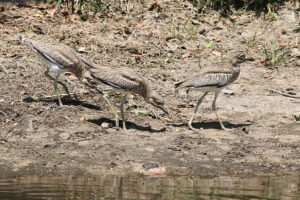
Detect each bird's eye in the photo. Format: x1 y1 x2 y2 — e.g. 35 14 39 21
239 54 245 59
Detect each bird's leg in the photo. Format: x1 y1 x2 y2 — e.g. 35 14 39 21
104 90 115 99
188 92 208 130
44 69 71 104
212 91 232 131
101 94 119 130
83 81 104 95
120 95 127 131
184 89 190 102
53 73 64 106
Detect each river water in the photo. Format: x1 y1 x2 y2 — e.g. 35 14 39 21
0 174 299 199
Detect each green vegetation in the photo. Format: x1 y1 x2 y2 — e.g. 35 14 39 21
242 33 257 49
84 0 112 13
190 0 292 11
46 0 62 9
168 19 198 38
294 114 300 123
45 0 295 21
263 45 292 69
204 42 213 48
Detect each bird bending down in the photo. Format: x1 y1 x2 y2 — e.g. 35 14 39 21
175 52 254 131
20 36 103 106
87 66 169 131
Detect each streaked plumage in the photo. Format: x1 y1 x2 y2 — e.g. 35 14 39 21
88 66 168 131
175 52 254 131
20 36 101 106
20 36 85 79
175 70 239 90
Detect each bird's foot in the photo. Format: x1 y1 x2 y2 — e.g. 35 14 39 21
220 123 234 131
188 123 200 131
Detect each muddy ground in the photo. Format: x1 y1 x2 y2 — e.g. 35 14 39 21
0 1 299 177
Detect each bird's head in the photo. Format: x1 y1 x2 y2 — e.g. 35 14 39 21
148 94 169 115
231 51 255 67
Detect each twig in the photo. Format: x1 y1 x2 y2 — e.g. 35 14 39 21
1 65 8 74
0 110 7 117
62 115 73 123
0 58 8 74
268 89 300 99
23 72 38 78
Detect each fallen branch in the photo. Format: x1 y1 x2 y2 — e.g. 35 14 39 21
268 89 300 99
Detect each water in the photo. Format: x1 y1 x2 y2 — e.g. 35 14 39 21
0 174 299 200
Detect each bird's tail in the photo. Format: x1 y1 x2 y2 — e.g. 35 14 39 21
174 81 183 89
19 35 34 48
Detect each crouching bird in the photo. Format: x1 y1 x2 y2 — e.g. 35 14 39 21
20 36 103 106
87 66 169 131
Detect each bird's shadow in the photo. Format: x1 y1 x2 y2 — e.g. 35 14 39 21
23 96 101 110
169 121 252 130
88 118 167 133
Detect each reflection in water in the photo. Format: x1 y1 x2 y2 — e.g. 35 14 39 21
0 174 299 200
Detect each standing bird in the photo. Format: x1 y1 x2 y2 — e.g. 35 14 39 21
87 66 169 131
20 36 102 106
175 52 254 131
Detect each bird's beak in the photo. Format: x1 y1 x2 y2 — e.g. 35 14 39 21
245 57 255 61
158 105 169 115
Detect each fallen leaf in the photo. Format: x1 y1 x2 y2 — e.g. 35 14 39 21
87 43 92 50
5 53 17 58
165 118 174 123
66 14 80 22
136 23 143 30
48 9 57 17
131 109 148 114
279 40 295 47
67 75 77 81
33 13 44 18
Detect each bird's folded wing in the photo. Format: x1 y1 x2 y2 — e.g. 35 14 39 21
182 72 234 88
30 41 79 69
91 68 141 90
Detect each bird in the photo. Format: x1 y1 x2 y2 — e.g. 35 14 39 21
175 51 254 131
19 36 103 106
86 66 169 131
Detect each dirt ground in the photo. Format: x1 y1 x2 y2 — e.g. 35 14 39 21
0 1 299 177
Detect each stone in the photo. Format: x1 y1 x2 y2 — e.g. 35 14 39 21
59 132 70 140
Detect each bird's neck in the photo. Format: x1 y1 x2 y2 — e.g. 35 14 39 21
232 62 241 68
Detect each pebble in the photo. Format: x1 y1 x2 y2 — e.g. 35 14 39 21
59 132 70 140
101 122 110 129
